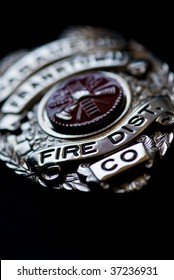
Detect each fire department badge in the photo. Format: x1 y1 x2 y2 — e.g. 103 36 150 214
0 26 174 192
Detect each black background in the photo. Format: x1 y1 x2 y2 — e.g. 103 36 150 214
0 2 174 260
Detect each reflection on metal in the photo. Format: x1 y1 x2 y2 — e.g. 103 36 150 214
0 26 174 192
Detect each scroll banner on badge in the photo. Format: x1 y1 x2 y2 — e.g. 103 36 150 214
28 96 174 168
1 260 174 280
90 143 149 181
1 51 128 114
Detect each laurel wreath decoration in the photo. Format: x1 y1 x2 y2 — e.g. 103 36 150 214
0 134 31 176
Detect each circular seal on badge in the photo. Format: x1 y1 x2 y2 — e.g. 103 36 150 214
45 72 126 134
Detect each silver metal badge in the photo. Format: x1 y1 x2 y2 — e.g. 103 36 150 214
0 26 174 192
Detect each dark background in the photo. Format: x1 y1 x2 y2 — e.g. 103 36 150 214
0 2 174 259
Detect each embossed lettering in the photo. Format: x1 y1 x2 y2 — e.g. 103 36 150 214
120 150 138 162
138 104 155 115
90 143 149 181
108 132 125 145
101 159 118 171
82 142 97 155
63 145 79 158
19 65 31 74
55 147 61 160
122 126 134 132
18 92 28 99
128 115 145 126
40 148 55 164
42 73 53 80
31 82 40 89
